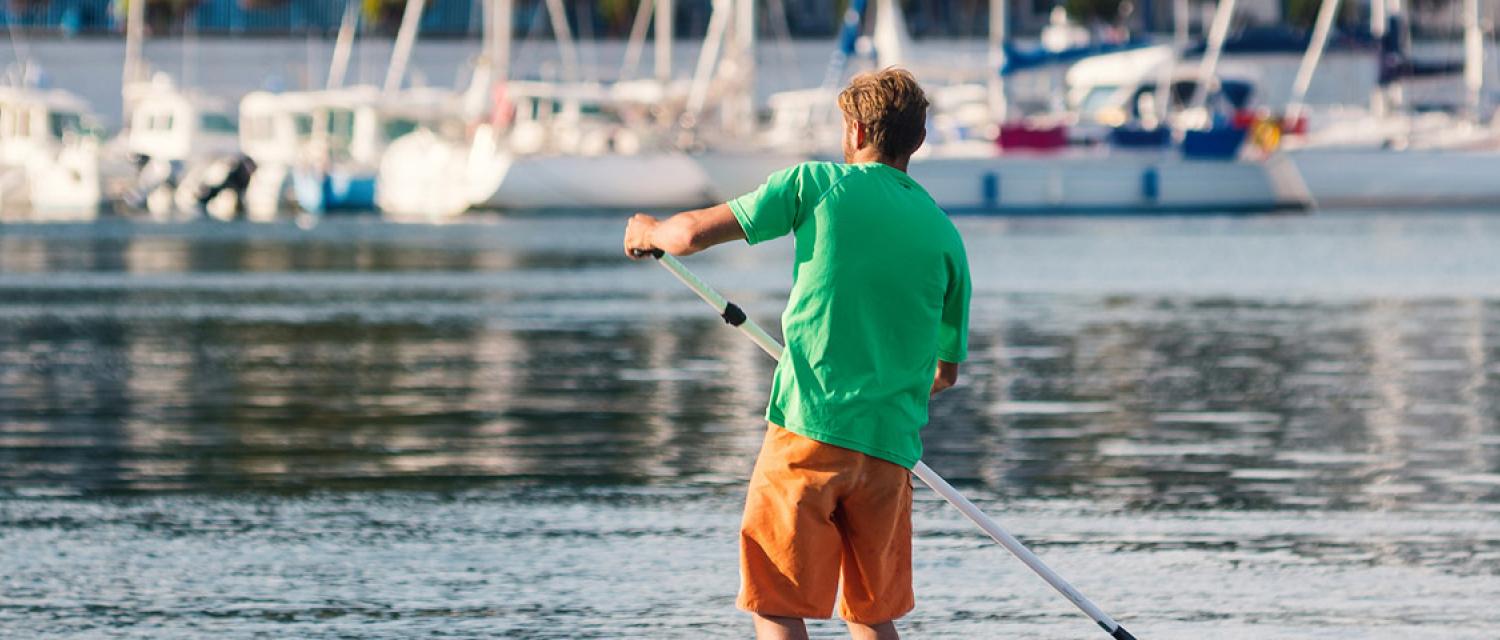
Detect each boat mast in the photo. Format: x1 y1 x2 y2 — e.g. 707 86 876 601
465 0 512 132
685 0 732 121
1150 0 1191 125
1186 0 1238 118
383 0 429 93
822 0 869 89
121 0 147 117
1287 0 1342 120
1148 0 1188 124
490 0 512 84
1371 0 1388 116
989 0 1007 121
543 0 581 83
1462 0 1483 121
656 0 675 84
726 0 756 136
871 0 911 70
1175 0 1189 52
327 0 360 91
621 0 654 80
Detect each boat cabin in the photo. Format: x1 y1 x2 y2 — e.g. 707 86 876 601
241 86 462 169
239 90 315 168
1067 46 1262 129
0 86 99 167
125 75 239 162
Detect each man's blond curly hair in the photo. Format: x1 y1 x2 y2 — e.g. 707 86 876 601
836 67 929 158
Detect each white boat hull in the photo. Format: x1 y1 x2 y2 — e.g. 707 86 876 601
243 164 291 222
908 152 1310 214
377 130 473 222
694 149 808 202
469 151 715 211
2 143 104 221
1286 148 1500 208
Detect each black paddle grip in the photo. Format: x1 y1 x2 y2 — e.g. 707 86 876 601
721 302 747 327
1110 625 1138 640
630 248 665 259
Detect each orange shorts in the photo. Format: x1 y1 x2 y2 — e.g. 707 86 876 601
737 424 914 624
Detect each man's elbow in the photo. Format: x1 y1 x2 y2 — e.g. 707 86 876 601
654 214 721 256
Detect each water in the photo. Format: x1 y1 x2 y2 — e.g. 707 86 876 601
2 212 1500 638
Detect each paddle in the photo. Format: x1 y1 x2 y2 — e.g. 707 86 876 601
636 249 1140 640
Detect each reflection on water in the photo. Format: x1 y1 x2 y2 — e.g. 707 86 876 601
3 219 1498 511
2 216 1500 638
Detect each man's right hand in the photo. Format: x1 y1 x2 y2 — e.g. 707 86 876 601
623 213 662 259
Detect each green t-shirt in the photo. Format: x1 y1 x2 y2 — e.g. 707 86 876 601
729 161 971 469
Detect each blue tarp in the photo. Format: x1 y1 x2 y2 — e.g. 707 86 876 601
1001 39 1154 75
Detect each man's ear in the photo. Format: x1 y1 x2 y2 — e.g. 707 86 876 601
855 120 868 150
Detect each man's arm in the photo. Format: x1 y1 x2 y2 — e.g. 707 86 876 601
931 360 959 396
624 203 746 259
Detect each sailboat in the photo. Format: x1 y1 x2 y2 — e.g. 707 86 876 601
378 0 798 220
681 0 809 203
1278 0 1500 206
742 0 1310 214
244 0 465 216
115 0 256 221
121 73 253 220
466 0 715 213
0 64 106 221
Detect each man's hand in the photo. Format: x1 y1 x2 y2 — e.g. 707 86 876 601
930 360 959 396
624 213 662 259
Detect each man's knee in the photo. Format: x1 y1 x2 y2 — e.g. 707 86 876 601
845 619 900 640
752 613 809 640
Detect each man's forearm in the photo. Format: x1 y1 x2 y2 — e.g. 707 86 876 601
625 204 746 260
650 204 743 256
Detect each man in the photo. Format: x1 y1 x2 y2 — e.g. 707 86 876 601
623 68 970 640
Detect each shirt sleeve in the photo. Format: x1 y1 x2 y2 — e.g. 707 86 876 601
937 238 972 363
727 164 806 245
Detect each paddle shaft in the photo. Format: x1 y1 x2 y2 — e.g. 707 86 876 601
646 251 1137 640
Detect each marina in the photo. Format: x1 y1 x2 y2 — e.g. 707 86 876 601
3 0 1500 219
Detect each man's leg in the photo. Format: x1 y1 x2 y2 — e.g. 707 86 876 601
835 455 914 635
753 613 810 640
846 620 899 640
740 427 844 631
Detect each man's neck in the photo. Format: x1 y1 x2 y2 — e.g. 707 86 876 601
846 148 910 173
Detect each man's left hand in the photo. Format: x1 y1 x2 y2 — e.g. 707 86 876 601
624 213 661 259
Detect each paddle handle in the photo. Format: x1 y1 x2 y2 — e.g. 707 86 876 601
647 252 1137 640
653 253 783 357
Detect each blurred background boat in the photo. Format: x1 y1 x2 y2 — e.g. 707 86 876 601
3 0 1500 219
0 77 107 220
278 0 468 216
121 74 252 220
111 0 256 221
1276 0 1500 206
751 0 1313 213
377 0 791 221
